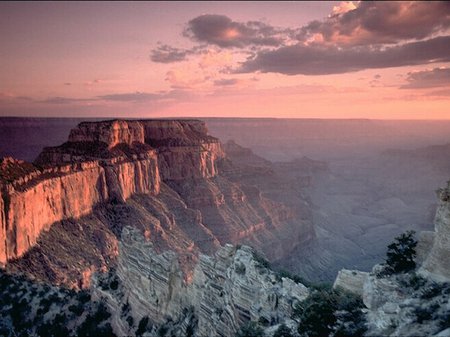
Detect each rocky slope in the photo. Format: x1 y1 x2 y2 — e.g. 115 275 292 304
1 119 315 287
333 181 450 336
92 227 308 337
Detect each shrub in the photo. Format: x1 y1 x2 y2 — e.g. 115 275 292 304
438 310 450 330
136 316 150 336
273 323 294 337
418 282 450 299
252 251 271 269
413 305 438 324
235 263 246 275
235 321 264 337
384 230 417 275
275 270 311 287
296 290 338 337
295 289 366 337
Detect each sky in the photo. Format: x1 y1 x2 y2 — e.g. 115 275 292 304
0 1 449 119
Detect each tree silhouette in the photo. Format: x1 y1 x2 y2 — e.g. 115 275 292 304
385 230 417 274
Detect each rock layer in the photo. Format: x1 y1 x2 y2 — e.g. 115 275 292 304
419 183 450 281
98 227 309 337
0 154 160 264
1 119 316 289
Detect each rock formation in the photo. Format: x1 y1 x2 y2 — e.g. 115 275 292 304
0 119 315 288
419 182 450 281
94 227 309 337
332 181 450 336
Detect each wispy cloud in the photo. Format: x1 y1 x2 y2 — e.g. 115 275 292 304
39 97 95 104
150 44 193 63
401 67 450 89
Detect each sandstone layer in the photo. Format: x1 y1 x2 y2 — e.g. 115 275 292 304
94 227 309 337
2 119 316 288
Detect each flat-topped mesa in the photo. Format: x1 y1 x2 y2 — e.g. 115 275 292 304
68 120 145 148
0 119 225 265
139 120 225 180
37 119 224 180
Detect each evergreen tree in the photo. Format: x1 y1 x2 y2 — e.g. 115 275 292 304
385 230 417 274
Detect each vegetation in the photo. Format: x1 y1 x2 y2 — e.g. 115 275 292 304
136 316 150 336
294 288 366 337
252 251 271 269
383 230 417 275
0 270 116 337
273 323 294 337
235 321 264 337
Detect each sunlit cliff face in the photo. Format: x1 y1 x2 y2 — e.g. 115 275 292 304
0 1 449 119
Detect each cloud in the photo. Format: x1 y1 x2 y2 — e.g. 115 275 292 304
331 1 357 15
97 90 190 102
150 44 192 63
401 67 450 89
39 97 94 104
299 1 450 46
213 78 240 86
0 93 34 103
426 88 450 97
84 79 105 86
97 92 160 102
238 36 450 75
184 14 288 48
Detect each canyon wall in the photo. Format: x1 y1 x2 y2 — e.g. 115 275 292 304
0 119 226 265
96 227 309 337
419 182 450 281
1 119 315 287
0 154 160 264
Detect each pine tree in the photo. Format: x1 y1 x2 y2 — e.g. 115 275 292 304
385 230 417 274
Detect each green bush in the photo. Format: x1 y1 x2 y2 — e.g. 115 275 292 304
384 230 417 275
252 251 271 269
235 263 246 275
273 323 294 337
295 289 366 337
136 316 150 336
235 321 264 337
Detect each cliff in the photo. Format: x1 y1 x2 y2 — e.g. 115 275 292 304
419 182 450 281
331 181 450 336
0 153 160 264
93 227 309 337
1 119 315 288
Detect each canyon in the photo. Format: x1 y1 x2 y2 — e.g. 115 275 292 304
0 119 316 287
1 118 450 336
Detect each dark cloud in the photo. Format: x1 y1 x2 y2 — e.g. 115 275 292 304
97 92 159 102
184 14 286 48
40 97 94 104
374 74 381 79
238 36 450 75
64 82 72 86
299 1 450 46
426 88 450 97
401 67 450 89
98 90 190 103
150 44 191 63
213 78 239 86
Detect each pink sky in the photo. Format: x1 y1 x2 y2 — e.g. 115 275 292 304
0 1 449 119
